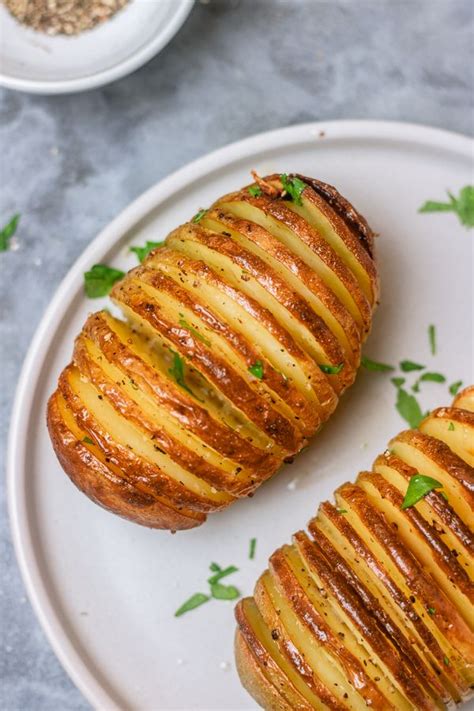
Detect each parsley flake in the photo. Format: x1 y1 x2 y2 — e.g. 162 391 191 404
168 350 196 398
249 360 264 379
448 422 455 431
249 538 257 560
248 185 262 197
418 372 446 384
192 209 207 224
210 582 240 600
174 593 210 617
400 360 425 372
130 241 164 263
207 564 239 586
396 387 425 428
419 186 474 228
391 377 405 388
401 474 444 509
0 213 20 252
82 436 94 445
427 607 436 616
428 324 436 355
319 362 344 375
449 380 463 396
280 174 307 206
84 264 125 298
361 356 394 372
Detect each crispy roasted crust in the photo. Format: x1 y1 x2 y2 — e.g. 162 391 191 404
47 174 378 530
47 392 204 530
236 394 474 709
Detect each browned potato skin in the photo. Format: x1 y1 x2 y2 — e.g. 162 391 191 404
47 392 204 530
47 174 378 530
235 393 474 709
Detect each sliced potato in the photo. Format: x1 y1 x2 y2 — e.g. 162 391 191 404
236 393 474 708
48 174 377 529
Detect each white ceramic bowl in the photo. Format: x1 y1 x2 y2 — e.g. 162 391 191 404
0 0 193 94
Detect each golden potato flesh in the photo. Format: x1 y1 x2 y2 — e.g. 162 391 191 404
47 174 378 530
235 389 474 709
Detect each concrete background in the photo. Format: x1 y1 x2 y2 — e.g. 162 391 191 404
1 0 473 708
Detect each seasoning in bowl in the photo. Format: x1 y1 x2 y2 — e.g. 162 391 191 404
4 0 130 35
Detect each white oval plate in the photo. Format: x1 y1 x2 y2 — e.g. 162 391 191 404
0 0 193 94
8 121 474 710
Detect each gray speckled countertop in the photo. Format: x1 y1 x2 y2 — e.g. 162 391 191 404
1 1 473 709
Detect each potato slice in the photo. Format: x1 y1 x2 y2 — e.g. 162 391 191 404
453 386 474 412
357 471 474 629
48 392 204 529
201 208 360 365
373 452 474 582
236 396 474 709
255 571 358 709
215 194 371 332
60 366 232 511
113 277 301 456
293 532 433 710
272 543 405 710
130 264 319 439
166 225 351 394
420 408 474 467
83 312 277 480
235 598 320 711
149 249 336 419
389 430 474 524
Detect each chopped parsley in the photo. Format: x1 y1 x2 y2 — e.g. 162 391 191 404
168 350 196 398
210 582 240 600
174 593 210 617
84 264 125 298
418 372 446 383
401 473 444 509
400 360 425 372
248 185 262 197
192 208 207 223
207 564 239 586
391 377 406 388
178 316 211 346
428 325 436 355
130 240 164 263
413 371 446 392
280 174 307 206
449 380 463 396
337 508 348 514
444 656 450 666
249 538 257 560
0 213 20 252
419 186 474 228
82 436 94 445
396 387 425 428
427 607 436 616
176 563 240 617
361 356 394 372
319 362 344 375
249 360 264 379
448 422 455 431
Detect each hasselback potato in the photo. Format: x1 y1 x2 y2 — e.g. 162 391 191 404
47 173 378 530
235 388 474 710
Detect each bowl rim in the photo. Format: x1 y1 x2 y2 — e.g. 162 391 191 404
0 0 194 95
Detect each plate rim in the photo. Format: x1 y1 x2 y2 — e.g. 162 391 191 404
7 120 473 710
0 0 194 95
